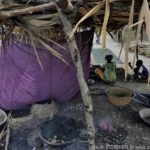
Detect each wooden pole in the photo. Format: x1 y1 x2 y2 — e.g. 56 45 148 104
132 3 144 73
124 0 135 80
101 0 110 48
0 0 75 19
57 7 95 150
0 2 56 19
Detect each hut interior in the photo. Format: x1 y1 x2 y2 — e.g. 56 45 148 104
0 0 150 150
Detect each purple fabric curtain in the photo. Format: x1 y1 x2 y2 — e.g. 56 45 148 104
0 30 94 110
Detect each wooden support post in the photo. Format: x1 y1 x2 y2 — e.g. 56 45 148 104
124 0 135 80
57 8 95 150
132 3 144 73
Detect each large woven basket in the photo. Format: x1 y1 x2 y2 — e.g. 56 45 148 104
107 87 133 106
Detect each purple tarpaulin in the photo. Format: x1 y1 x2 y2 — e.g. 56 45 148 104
0 30 94 110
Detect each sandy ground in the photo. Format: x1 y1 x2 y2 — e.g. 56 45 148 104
4 81 150 150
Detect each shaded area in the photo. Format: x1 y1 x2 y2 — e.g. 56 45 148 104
39 115 78 146
96 126 128 145
3 81 150 150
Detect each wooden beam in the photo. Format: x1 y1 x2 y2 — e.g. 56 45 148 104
0 2 56 19
0 0 74 19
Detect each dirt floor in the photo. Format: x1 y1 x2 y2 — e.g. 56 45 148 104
1 81 150 150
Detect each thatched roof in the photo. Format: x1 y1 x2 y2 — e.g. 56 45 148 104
0 0 150 61
0 0 147 32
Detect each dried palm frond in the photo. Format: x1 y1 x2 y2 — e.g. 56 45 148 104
17 19 66 51
0 16 67 67
38 39 68 64
30 33 44 70
70 1 103 39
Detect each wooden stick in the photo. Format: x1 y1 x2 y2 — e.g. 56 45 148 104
0 2 56 19
0 0 75 19
4 126 10 150
57 7 95 150
4 113 12 150
118 40 124 59
0 113 11 141
148 62 150 86
0 126 6 141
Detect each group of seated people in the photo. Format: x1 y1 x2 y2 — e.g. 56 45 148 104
94 54 149 83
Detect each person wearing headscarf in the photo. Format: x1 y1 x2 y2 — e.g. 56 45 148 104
103 55 116 82
95 54 116 82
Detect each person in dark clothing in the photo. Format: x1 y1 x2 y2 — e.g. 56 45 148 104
129 60 149 80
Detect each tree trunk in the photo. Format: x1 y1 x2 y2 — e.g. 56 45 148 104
57 8 95 150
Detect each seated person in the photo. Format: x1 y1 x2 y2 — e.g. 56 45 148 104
129 60 149 80
95 55 116 82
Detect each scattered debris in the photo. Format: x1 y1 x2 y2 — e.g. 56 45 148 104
0 113 12 150
96 125 128 145
31 102 58 119
1 81 150 150
88 79 95 85
89 87 106 95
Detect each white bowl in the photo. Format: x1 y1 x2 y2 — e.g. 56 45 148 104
139 108 150 118
0 109 7 126
139 108 150 125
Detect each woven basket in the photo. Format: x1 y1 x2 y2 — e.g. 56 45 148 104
107 87 133 106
